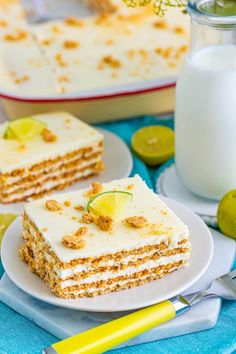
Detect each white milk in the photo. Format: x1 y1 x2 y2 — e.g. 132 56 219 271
175 45 236 200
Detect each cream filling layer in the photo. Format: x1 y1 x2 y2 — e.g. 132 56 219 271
52 243 191 280
60 252 190 288
3 146 103 185
3 155 101 194
2 166 96 202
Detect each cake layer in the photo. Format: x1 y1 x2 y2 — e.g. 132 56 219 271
1 162 103 203
24 175 189 261
1 153 102 192
0 112 103 174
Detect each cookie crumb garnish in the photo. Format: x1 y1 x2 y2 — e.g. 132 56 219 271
74 204 84 211
75 226 88 236
81 212 95 224
84 181 103 197
42 128 58 143
96 215 113 231
62 235 85 249
63 40 79 49
65 17 84 27
45 199 62 211
64 200 71 207
124 216 148 228
98 55 121 70
153 20 168 29
42 227 48 232
4 30 28 41
127 184 134 190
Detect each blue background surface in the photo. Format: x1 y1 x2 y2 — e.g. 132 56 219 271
0 115 235 354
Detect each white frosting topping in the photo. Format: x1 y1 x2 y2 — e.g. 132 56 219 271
25 175 190 262
0 112 103 173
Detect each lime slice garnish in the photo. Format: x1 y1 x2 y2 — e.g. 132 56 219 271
217 189 236 240
87 191 133 217
131 125 174 166
0 213 17 248
4 117 46 142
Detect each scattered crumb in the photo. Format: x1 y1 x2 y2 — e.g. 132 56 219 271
96 215 113 231
98 55 121 70
74 204 84 211
64 200 71 207
14 75 29 84
51 24 61 34
127 184 134 190
75 226 88 236
155 47 172 59
4 30 28 41
54 53 67 67
41 38 52 46
16 144 26 152
45 199 62 211
153 20 168 29
42 227 48 232
173 26 185 34
0 19 7 28
62 235 85 249
71 216 77 221
85 181 103 197
58 75 70 82
41 128 58 143
63 40 80 49
65 17 84 27
81 212 95 224
160 210 168 216
124 216 148 228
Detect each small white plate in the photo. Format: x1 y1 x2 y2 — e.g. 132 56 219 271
0 128 133 215
1 196 213 312
156 164 218 228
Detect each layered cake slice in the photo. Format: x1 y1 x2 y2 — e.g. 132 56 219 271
19 175 191 298
0 112 104 203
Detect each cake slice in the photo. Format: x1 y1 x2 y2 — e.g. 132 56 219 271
19 175 191 298
0 112 104 203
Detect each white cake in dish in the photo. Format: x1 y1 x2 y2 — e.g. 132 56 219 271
20 175 191 298
0 0 189 95
0 112 104 203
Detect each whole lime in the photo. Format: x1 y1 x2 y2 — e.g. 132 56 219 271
217 189 236 240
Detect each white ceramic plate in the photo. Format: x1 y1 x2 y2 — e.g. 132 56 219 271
156 164 218 227
0 128 133 215
1 196 213 312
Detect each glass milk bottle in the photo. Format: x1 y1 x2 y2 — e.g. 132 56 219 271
175 0 236 200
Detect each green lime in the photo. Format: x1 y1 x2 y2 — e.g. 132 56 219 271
0 213 17 247
131 125 174 166
217 189 236 240
87 191 133 217
4 117 46 142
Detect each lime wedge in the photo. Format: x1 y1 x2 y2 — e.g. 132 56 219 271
87 191 133 217
131 126 174 166
217 189 236 240
0 213 17 247
4 117 46 142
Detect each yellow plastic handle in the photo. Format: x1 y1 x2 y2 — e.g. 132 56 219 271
52 300 176 354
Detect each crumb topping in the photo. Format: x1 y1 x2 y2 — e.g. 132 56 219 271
75 226 88 236
71 216 77 221
94 160 105 173
173 26 185 34
81 212 95 224
96 215 113 231
85 181 103 197
62 235 85 249
41 38 52 46
14 75 29 84
58 75 70 82
63 40 80 49
74 204 84 211
127 184 134 190
0 19 7 28
64 200 71 207
98 55 121 70
65 17 84 27
4 30 28 41
45 199 62 211
153 20 168 29
124 216 148 228
41 128 58 143
55 53 67 67
42 227 48 232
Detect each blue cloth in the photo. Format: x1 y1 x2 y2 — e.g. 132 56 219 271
0 115 235 354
